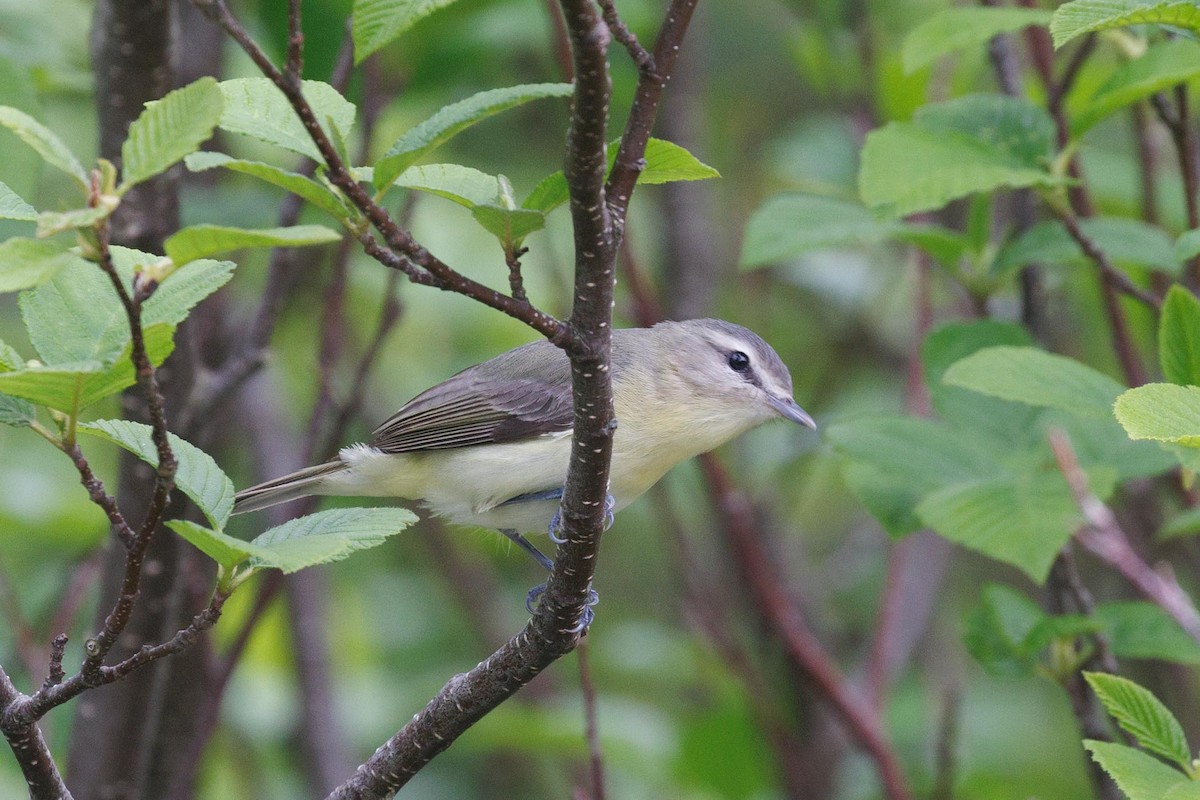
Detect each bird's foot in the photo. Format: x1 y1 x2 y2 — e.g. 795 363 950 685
547 492 616 544
525 583 600 631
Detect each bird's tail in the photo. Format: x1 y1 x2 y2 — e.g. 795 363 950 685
233 460 350 514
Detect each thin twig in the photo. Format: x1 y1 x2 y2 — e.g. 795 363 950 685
1049 429 1200 643
597 0 654 75
576 641 607 800
285 0 304 83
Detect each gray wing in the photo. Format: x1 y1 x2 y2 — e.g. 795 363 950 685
370 340 575 453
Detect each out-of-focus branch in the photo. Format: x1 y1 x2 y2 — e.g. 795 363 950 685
1150 86 1200 287
1050 430 1200 642
576 641 607 800
698 457 912 800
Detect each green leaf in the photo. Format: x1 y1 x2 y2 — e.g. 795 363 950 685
1115 384 1200 447
36 207 112 238
471 204 546 245
943 346 1125 417
373 83 573 192
1085 740 1191 800
166 519 256 573
901 7 1053 74
1074 40 1200 135
1162 505 1200 540
79 419 235 529
964 583 1049 677
1052 0 1200 48
184 152 349 219
1085 672 1192 768
352 0 463 63
0 340 35 426
0 238 80 293
0 180 36 221
164 224 342 267
218 79 356 163
0 105 88 190
19 250 233 366
522 137 719 215
996 217 1178 275
0 324 175 412
1162 286 1200 386
740 194 901 267
634 138 721 184
248 507 417 573
916 470 1109 583
1177 229 1200 265
119 77 223 191
394 163 502 207
859 95 1059 217
1096 602 1200 665
1166 782 1200 800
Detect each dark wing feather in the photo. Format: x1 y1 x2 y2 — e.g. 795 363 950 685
370 340 575 453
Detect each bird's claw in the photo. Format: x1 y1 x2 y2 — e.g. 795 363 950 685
525 582 599 631
547 493 616 543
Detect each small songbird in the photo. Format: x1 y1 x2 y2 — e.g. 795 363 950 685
234 318 815 574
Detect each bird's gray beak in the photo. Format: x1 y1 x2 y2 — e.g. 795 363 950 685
768 395 817 430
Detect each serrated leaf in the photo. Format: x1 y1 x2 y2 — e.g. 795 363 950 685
36 207 111 238
119 77 223 191
1096 601 1200 664
1074 40 1200 135
19 250 233 366
1085 740 1191 800
164 224 342 267
916 469 1113 582
1085 672 1192 768
0 324 175 412
860 95 1060 218
1115 384 1200 447
184 152 349 219
996 217 1178 275
1161 286 1200 386
522 137 719 214
471 204 545 244
79 419 235 529
902 7 1053 74
248 507 417 573
373 83 573 192
352 0 462 63
218 79 356 163
0 238 80 293
0 180 35 221
0 393 35 427
1052 0 1200 48
0 105 87 190
166 519 256 572
943 346 1125 417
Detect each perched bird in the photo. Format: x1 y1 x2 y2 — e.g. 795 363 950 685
234 318 815 593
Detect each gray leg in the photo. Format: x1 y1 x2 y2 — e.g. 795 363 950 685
500 528 554 572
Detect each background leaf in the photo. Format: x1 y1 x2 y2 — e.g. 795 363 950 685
0 180 36 221
79 419 236 529
1085 672 1192 768
119 77 223 191
0 105 88 190
943 346 1125 417
1073 40 1200 135
184 152 349 219
1096 602 1200 665
901 7 1052 74
352 0 462 63
1160 286 1200 386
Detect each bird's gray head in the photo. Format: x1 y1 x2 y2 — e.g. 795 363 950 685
651 318 816 430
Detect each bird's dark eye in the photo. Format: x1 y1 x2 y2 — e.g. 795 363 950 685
728 351 751 373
